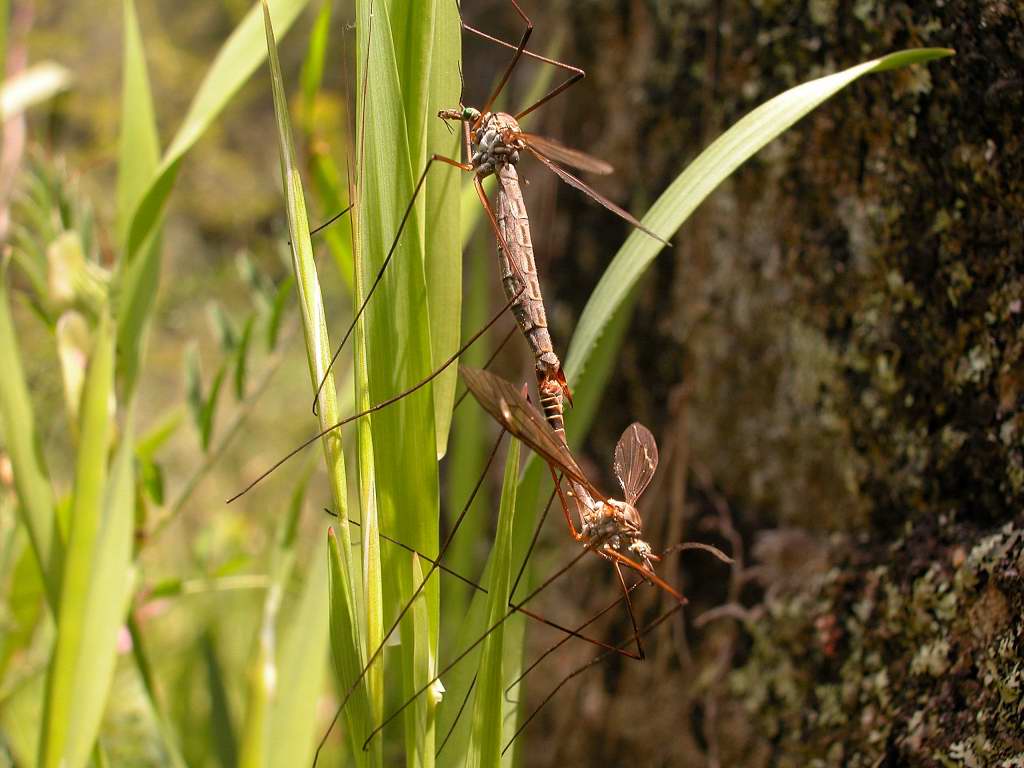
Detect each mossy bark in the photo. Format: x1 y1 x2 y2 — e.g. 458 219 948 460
509 0 1024 764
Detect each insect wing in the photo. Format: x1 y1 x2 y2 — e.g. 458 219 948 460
613 423 660 505
460 366 592 490
518 132 614 175
526 146 670 247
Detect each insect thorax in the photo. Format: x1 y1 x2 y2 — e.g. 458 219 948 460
577 497 646 554
472 111 525 175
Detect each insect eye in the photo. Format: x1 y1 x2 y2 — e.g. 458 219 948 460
463 107 480 122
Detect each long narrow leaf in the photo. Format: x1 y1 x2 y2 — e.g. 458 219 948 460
62 412 137 766
424 0 461 457
0 261 60 607
122 0 311 261
115 0 312 394
465 438 519 767
115 0 159 244
267 546 330 767
327 529 373 763
564 49 955 418
38 312 116 768
355 0 440 761
261 3 367 765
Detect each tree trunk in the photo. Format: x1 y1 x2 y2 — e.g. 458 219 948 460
498 0 1024 764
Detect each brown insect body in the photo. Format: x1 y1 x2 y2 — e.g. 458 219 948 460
470 112 575 438
462 367 666 577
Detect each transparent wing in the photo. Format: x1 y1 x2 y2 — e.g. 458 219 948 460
526 146 671 247
460 366 599 495
518 132 613 174
613 423 659 505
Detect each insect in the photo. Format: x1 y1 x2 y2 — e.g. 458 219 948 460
350 366 708 757
307 0 669 421
459 366 684 608
234 0 669 498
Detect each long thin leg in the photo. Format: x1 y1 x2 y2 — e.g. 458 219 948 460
451 323 518 412
227 286 525 502
305 204 353 240
343 516 487 593
311 153 473 415
504 579 642 700
461 22 585 121
507 601 641 660
603 547 688 605
312 428 505 765
547 465 581 540
360 544 598 751
479 0 533 115
436 672 477 758
500 603 686 756
614 560 645 661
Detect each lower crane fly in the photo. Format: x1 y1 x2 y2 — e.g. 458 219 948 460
342 366 695 759
459 366 685 608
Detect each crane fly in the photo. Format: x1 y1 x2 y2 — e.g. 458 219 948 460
307 366 729 760
312 410 673 763
233 0 671 500
352 367 709 756
459 366 685 606
306 0 670 420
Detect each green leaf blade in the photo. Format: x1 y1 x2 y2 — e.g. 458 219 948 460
564 49 955 395
466 437 519 768
0 263 60 607
39 312 117 768
261 3 367 764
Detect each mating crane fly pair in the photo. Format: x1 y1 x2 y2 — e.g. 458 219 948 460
239 0 720 759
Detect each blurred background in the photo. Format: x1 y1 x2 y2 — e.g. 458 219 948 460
2 0 1022 766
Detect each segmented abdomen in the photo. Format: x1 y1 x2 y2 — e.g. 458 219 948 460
494 163 568 426
494 165 559 375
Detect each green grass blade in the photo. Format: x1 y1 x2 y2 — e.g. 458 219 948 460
261 3 367 765
299 0 330 121
237 477 299 768
564 49 955 423
0 529 45 682
201 632 239 767
126 615 189 768
441 241 490 634
38 311 115 767
115 0 159 245
267 543 330 767
424 0 461 458
240 470 325 768
407 554 439 768
327 529 372 765
355 0 441 760
299 0 354 291
61 412 137 766
0 261 60 607
114 0 311 394
353 265 383 764
122 0 311 261
465 438 519 767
